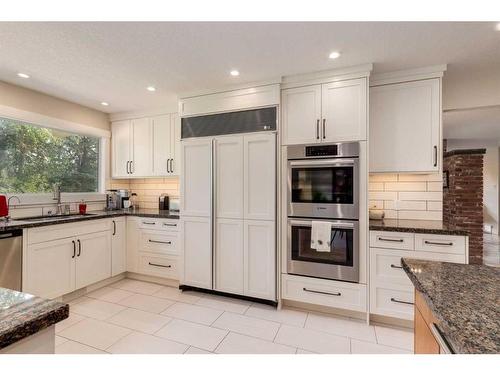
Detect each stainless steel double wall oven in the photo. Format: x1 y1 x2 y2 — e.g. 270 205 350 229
287 142 360 283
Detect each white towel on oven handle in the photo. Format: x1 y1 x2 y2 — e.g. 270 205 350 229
310 221 332 252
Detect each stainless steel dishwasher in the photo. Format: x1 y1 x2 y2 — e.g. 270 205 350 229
0 229 23 291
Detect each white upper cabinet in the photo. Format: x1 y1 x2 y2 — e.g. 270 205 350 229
111 120 132 178
370 78 441 173
215 136 244 219
244 133 276 221
281 85 322 145
111 112 181 178
152 114 181 177
281 77 368 145
131 118 153 177
321 78 367 142
181 138 212 217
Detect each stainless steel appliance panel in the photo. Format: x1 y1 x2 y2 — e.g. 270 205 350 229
0 230 23 291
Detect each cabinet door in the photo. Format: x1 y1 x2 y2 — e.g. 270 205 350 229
24 238 75 299
215 218 244 294
152 114 172 176
75 231 112 289
321 78 367 142
181 216 212 289
111 120 131 178
244 220 276 300
131 117 153 176
244 133 276 220
370 79 440 172
111 218 127 276
215 136 244 219
170 114 182 176
281 85 322 145
181 138 212 217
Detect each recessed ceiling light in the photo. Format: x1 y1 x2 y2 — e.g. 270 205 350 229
101 102 109 106
147 86 156 92
329 51 341 60
17 72 30 78
230 70 240 76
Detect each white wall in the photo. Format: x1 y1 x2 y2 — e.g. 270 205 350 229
446 139 500 234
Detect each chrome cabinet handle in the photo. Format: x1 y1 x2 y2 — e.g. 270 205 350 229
390 264 403 269
72 240 76 258
433 145 438 167
424 240 453 246
126 161 129 174
303 287 341 297
322 119 326 139
142 221 156 225
316 119 320 140
166 158 171 174
378 237 404 243
148 262 171 268
163 223 177 227
77 239 81 257
148 239 172 245
130 161 134 174
112 220 116 236
390 297 414 305
170 159 174 173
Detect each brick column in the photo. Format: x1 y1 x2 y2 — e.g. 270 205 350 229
443 149 486 264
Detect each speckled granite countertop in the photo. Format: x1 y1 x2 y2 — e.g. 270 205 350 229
402 258 500 354
0 288 68 350
0 208 179 232
370 219 469 236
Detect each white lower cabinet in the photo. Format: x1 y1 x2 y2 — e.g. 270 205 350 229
111 217 126 276
369 231 468 320
24 221 112 299
244 220 275 300
24 238 76 299
181 216 212 289
75 231 112 290
215 219 244 294
282 274 367 312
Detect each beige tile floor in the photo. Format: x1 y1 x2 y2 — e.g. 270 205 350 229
55 278 413 354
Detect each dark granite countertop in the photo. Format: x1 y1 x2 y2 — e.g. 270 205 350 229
369 219 469 236
402 258 500 354
0 208 179 232
0 288 69 350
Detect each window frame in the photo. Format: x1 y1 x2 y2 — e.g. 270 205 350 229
0 104 110 205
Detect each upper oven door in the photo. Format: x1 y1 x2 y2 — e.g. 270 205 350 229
288 158 359 219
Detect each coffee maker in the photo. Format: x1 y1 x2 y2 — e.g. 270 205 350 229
106 189 130 210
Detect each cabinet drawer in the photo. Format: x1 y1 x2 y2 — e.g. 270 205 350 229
415 234 466 255
371 285 414 320
138 218 179 231
28 219 110 244
282 274 366 312
370 231 414 250
138 254 178 279
140 230 178 255
370 248 412 287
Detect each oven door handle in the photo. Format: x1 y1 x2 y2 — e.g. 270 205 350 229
289 159 357 167
288 219 355 229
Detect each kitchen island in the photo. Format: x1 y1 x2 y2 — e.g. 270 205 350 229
402 258 499 354
0 288 68 353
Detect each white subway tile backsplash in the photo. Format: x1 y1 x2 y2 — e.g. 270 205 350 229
369 191 398 201
384 182 427 192
369 173 442 221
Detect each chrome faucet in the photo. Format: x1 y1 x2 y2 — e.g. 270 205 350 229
53 183 62 215
5 195 20 222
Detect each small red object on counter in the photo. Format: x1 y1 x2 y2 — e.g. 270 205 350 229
79 201 87 215
0 195 8 217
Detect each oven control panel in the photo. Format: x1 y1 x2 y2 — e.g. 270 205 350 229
305 145 338 157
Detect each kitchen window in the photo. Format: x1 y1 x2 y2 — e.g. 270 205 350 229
0 117 101 194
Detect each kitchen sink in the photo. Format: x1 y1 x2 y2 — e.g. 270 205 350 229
19 213 97 222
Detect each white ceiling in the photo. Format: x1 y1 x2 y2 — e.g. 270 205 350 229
444 106 500 142
0 22 499 114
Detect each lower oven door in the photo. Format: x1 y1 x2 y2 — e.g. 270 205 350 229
287 219 359 283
